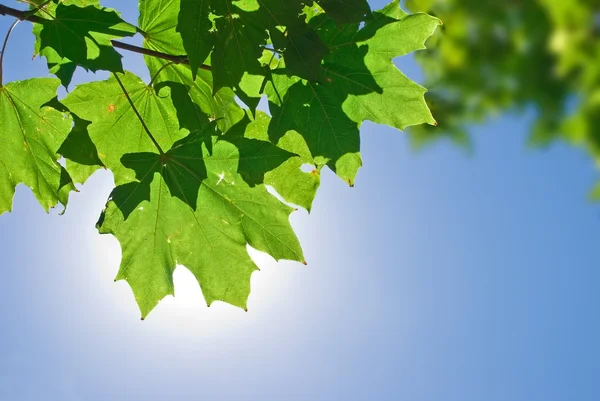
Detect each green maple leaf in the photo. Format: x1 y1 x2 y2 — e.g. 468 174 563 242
266 1 440 184
61 71 307 315
98 125 304 318
29 0 102 87
34 2 136 81
0 78 74 214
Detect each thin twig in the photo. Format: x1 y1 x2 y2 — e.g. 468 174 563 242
113 72 165 155
0 20 20 86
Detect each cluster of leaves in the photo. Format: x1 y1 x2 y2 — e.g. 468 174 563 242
0 0 439 318
405 0 600 194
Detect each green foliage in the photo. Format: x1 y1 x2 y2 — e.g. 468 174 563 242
0 0 439 318
405 0 600 191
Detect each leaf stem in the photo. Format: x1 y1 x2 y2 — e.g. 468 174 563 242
149 61 175 87
0 20 20 87
113 73 165 155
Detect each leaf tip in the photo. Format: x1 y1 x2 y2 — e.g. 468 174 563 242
302 260 308 266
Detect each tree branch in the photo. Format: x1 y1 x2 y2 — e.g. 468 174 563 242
0 4 46 24
0 4 211 72
111 41 211 71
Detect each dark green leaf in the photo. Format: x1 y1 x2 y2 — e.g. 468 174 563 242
36 3 136 77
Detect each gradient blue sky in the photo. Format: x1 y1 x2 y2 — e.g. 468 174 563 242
1 1 599 400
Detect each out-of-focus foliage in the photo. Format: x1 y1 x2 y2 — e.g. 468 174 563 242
405 0 600 177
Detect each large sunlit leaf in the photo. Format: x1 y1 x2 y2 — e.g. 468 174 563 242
97 127 304 318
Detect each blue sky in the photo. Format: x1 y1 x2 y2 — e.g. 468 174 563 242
1 1 599 400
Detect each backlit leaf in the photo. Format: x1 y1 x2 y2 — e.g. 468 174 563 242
0 78 74 214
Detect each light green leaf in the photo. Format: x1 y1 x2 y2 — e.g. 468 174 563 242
0 78 74 214
139 0 186 54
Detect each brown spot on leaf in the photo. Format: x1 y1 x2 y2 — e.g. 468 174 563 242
108 104 115 113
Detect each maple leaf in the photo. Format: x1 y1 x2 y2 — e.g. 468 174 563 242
0 78 74 214
266 1 440 184
97 126 304 318
31 1 136 86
